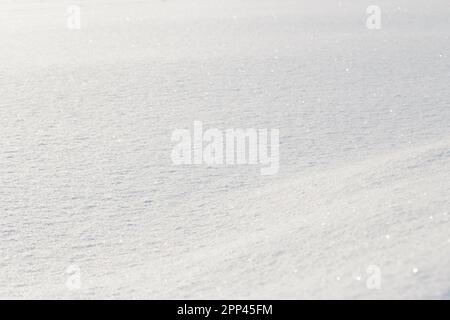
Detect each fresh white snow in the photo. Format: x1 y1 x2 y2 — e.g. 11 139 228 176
0 0 449 299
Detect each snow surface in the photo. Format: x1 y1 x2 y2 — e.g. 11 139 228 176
0 0 449 299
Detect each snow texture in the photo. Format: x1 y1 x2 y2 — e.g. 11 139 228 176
0 0 449 299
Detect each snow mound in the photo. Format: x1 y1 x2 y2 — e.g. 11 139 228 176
125 137 450 299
